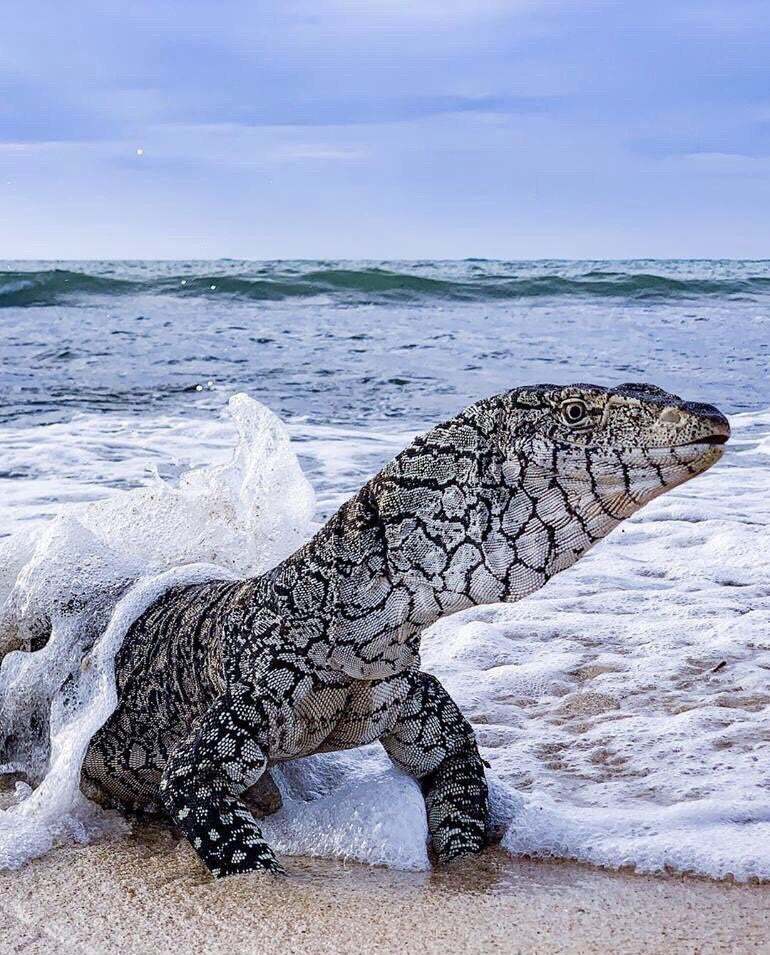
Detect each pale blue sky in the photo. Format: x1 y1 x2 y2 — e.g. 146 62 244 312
1 1 769 259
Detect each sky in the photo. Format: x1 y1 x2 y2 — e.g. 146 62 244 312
1 0 769 259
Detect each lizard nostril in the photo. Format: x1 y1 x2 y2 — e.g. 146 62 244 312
659 408 683 426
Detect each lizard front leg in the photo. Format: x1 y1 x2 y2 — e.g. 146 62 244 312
381 670 489 862
159 690 282 878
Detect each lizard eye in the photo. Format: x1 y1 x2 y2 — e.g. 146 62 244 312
560 399 589 426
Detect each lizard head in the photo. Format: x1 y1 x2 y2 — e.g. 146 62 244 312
329 380 730 649
503 381 730 514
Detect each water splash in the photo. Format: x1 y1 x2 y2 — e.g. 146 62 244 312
0 395 315 869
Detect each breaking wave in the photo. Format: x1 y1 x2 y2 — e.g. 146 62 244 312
4 265 770 307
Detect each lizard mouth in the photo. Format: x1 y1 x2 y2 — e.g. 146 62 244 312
677 433 729 447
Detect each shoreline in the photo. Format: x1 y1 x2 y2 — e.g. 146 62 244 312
1 821 769 955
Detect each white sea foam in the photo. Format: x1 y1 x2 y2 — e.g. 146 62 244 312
0 395 315 869
0 399 768 879
264 748 430 871
0 407 414 542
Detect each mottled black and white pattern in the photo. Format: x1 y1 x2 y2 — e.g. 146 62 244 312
80 382 729 877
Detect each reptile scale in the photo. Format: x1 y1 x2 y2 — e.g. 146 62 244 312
78 382 730 877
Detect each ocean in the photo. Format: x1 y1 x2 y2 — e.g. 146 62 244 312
0 259 769 880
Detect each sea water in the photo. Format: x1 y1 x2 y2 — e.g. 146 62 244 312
0 259 768 879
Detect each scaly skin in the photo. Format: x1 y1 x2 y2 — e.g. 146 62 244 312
80 382 730 877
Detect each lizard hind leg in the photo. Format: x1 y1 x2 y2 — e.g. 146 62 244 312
381 670 489 863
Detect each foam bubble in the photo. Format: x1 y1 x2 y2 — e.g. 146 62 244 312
266 748 429 870
501 796 770 882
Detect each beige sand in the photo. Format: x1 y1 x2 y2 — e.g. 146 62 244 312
1 819 769 955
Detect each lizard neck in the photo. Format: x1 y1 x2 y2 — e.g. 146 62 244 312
266 488 425 679
262 412 624 680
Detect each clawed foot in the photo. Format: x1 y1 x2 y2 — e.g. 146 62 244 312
210 847 286 879
432 835 487 866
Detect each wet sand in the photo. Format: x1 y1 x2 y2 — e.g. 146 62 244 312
1 820 769 955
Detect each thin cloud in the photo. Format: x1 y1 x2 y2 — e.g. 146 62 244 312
1 0 769 257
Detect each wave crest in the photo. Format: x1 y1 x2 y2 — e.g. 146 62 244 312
3 265 770 307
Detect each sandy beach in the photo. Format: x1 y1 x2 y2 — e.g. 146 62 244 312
1 818 768 955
